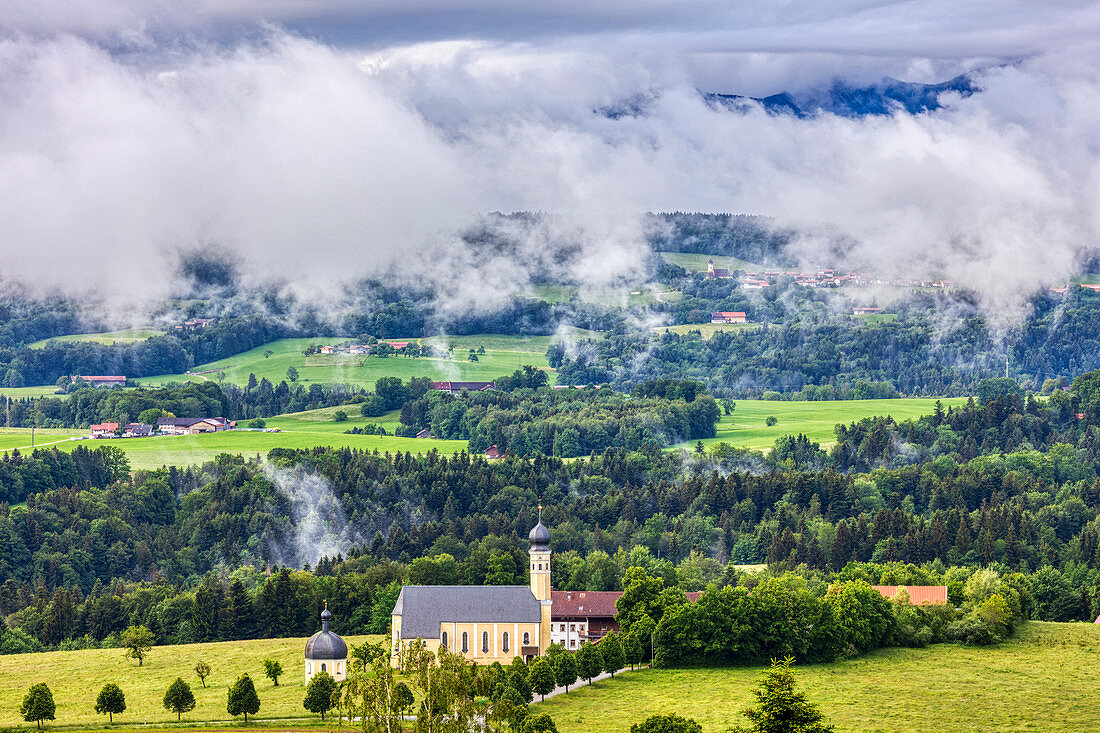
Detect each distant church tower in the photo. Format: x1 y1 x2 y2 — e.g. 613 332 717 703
707 259 715 276
529 506 553 652
304 603 347 683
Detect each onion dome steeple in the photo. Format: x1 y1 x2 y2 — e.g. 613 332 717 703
529 504 551 551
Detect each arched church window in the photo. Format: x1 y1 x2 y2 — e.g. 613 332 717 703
502 632 509 653
321 663 327 672
462 632 469 652
482 631 489 653
442 631 449 649
538 563 542 570
523 632 530 645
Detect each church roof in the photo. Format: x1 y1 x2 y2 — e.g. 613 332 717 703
305 630 347 660
392 585 541 640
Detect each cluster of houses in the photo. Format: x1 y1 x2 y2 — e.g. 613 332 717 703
318 341 412 355
88 416 233 439
173 318 215 332
704 260 953 291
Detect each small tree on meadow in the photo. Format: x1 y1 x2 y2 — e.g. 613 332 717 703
391 681 415 717
729 657 833 733
521 712 559 733
630 714 702 733
601 632 626 677
121 625 155 666
21 683 55 730
623 631 644 670
263 659 283 686
529 657 557 701
303 671 337 720
162 678 196 721
194 660 211 688
575 641 603 685
227 674 260 723
95 683 126 723
552 651 578 692
286 366 299 383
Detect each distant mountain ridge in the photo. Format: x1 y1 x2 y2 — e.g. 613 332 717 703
597 73 979 120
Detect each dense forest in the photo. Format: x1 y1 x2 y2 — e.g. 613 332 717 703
3 369 1100 654
553 288 1100 396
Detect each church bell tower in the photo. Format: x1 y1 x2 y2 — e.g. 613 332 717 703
529 506 552 652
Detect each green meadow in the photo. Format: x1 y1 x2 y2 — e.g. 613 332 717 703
0 634 382 728
138 335 561 391
657 251 761 274
654 322 761 339
534 622 1100 733
0 386 68 399
28 328 162 349
0 428 84 452
674 397 969 452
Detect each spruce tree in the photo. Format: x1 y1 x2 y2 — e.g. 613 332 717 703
730 657 833 733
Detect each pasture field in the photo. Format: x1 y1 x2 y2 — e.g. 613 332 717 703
534 622 1100 733
0 410 467 470
853 312 899 323
673 397 969 452
654 322 761 339
0 385 68 399
139 336 558 391
28 328 162 349
0 428 84 452
0 634 382 728
657 251 761 274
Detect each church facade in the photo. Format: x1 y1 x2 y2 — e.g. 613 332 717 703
391 513 554 666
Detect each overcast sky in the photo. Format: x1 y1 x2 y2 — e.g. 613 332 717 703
1 1 1099 322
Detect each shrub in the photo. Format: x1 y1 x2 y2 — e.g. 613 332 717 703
765 415 779 426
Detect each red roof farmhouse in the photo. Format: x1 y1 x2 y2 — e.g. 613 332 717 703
711 311 747 324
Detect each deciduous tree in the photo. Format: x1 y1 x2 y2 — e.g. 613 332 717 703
21 683 55 729
227 674 260 722
95 683 126 723
163 678 196 721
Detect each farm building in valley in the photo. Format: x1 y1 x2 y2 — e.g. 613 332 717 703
853 306 883 315
90 422 118 438
711 311 747 324
157 417 231 435
431 381 496 394
871 586 948 605
705 259 731 278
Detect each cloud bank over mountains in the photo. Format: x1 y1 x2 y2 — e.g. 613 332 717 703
0 1 1098 320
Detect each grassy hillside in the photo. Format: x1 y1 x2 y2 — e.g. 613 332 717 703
534 622 1100 733
0 428 84 452
654 322 761 339
139 335 561 391
28 328 162 349
657 251 761 274
0 634 382 728
0 386 68 399
673 397 970 452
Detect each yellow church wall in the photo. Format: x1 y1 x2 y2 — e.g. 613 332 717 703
304 657 347 684
391 620 544 667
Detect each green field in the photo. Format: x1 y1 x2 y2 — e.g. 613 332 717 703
0 410 468 470
657 251 761 274
853 312 898 323
533 622 1100 733
0 634 382 728
0 428 85 452
674 397 969 452
654 322 760 339
0 386 67 399
28 328 162 349
139 336 560 391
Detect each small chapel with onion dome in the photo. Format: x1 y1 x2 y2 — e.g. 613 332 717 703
304 603 348 683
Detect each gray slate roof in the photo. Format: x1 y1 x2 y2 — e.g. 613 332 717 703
305 630 348 660
393 585 541 640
